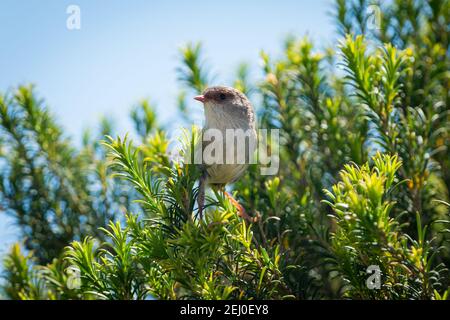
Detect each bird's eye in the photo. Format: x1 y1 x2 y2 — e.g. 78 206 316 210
219 93 226 100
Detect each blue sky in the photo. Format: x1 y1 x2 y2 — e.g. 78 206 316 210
0 0 335 263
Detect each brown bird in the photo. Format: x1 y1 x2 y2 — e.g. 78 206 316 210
194 86 257 222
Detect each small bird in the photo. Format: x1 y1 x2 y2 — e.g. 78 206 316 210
194 86 257 222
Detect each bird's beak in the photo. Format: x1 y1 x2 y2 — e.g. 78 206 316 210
194 95 205 103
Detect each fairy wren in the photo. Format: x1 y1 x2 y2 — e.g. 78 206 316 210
194 86 257 221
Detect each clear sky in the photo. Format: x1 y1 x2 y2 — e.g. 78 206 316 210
0 0 335 263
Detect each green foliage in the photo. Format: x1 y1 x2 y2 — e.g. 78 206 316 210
0 86 136 263
66 221 148 300
1 0 449 300
324 153 447 298
63 134 287 299
2 243 45 300
177 42 212 94
130 100 159 141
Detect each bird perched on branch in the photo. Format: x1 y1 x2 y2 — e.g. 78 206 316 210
194 86 257 222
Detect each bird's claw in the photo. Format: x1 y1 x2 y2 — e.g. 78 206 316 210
224 191 257 223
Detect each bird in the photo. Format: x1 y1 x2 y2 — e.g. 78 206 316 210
193 86 257 222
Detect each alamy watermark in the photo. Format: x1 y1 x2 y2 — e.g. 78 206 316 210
366 4 381 31
66 5 81 30
366 265 381 290
184 128 280 176
66 265 81 290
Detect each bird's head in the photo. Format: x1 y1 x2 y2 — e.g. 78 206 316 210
194 86 254 128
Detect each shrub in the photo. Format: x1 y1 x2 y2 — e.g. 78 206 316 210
1 0 449 299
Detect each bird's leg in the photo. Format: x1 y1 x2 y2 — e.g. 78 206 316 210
223 191 254 223
197 171 207 220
